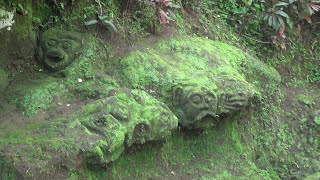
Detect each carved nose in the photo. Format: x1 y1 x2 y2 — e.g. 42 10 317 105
204 94 215 106
201 99 212 108
204 97 211 105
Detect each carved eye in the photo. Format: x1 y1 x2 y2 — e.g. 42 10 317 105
47 39 56 46
62 42 71 49
190 94 202 104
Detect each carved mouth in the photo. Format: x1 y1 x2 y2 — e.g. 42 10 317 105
194 110 216 122
46 52 65 63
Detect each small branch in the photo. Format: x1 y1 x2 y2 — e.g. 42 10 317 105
303 21 320 28
96 0 103 16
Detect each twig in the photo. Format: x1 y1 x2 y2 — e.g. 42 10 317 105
94 0 103 36
96 0 103 16
286 37 297 47
303 21 320 28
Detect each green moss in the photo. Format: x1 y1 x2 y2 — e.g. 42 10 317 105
313 110 320 126
0 117 79 179
297 94 315 107
305 173 320 180
0 157 15 180
60 35 106 86
101 116 279 180
94 146 105 162
7 0 33 40
115 37 280 100
70 172 79 180
7 77 68 117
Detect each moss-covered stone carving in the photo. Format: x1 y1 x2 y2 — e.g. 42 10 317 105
172 86 252 127
0 31 282 178
112 37 280 128
38 29 84 70
73 88 178 165
0 87 178 177
2 25 179 168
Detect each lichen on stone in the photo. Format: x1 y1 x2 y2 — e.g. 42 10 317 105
0 8 14 31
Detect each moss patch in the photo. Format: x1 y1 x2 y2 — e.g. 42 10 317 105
6 77 69 117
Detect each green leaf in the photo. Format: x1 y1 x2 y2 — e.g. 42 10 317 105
308 7 314 15
243 0 253 6
314 117 320 125
286 18 293 28
168 4 180 8
277 16 285 26
85 19 98 26
275 2 289 7
18 3 24 10
167 9 177 20
272 15 278 29
289 0 296 4
276 10 289 19
264 14 269 21
60 2 64 10
104 20 117 32
242 0 252 7
268 15 273 27
98 15 108 20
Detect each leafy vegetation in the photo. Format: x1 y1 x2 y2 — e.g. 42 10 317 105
149 0 180 24
85 15 117 32
84 0 117 32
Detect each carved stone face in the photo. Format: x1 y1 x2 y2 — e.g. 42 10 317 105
75 88 178 165
174 86 252 128
39 29 83 70
174 87 218 127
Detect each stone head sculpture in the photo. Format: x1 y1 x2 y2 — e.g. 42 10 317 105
173 86 218 127
173 85 252 128
38 29 84 70
71 88 178 165
111 37 279 128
